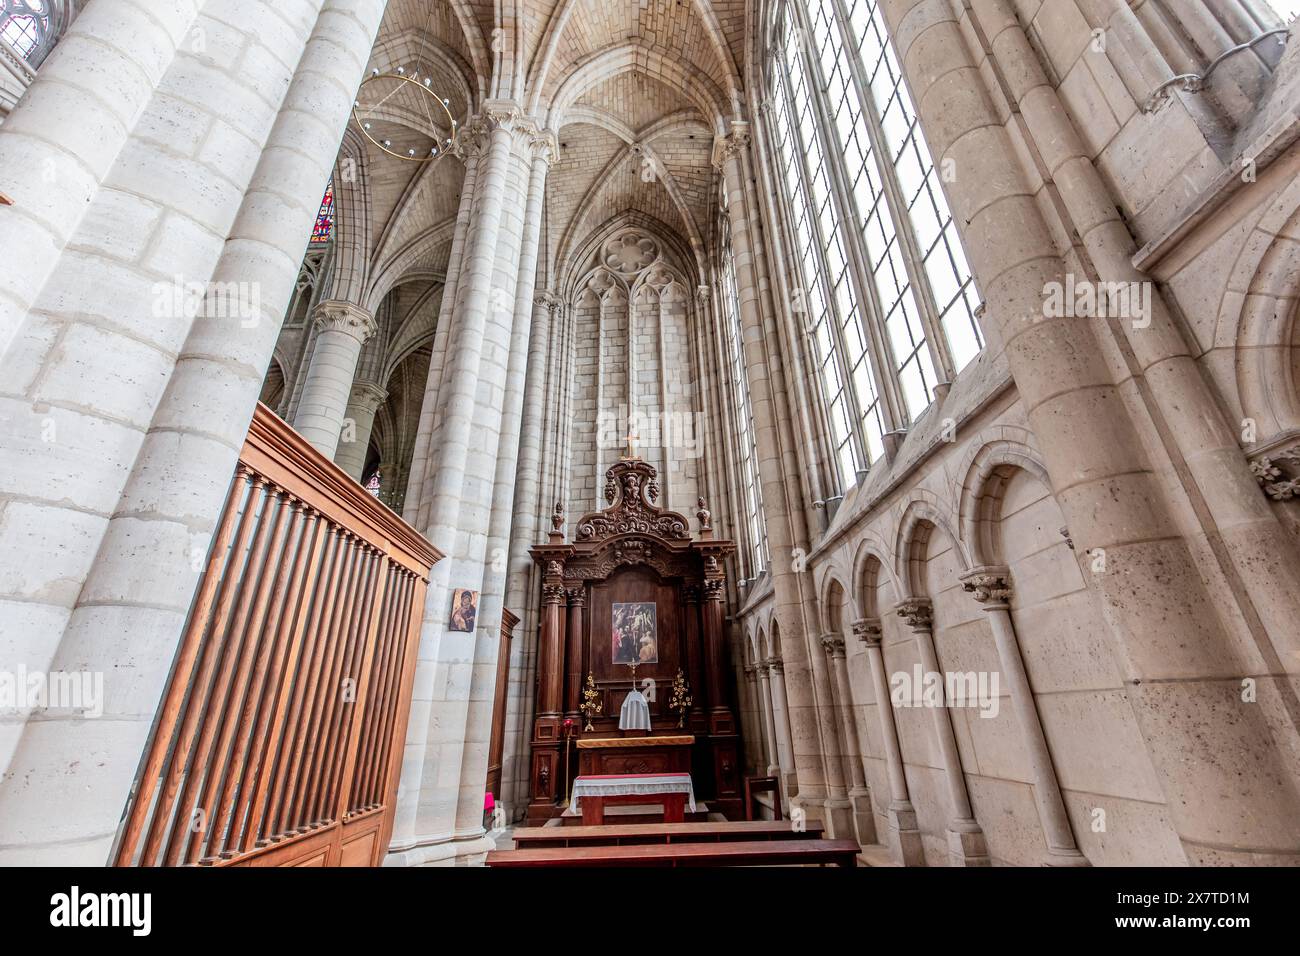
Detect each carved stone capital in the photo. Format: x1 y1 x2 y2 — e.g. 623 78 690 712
851 618 883 647
528 127 560 165
895 598 933 632
312 301 377 344
712 124 751 169
1249 435 1300 501
959 566 1013 606
347 381 388 415
820 634 846 659
763 657 784 674
743 663 759 679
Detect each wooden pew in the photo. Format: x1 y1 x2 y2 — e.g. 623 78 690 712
486 838 860 868
513 820 825 849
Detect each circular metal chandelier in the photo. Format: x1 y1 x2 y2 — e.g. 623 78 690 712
351 2 459 164
352 67 458 162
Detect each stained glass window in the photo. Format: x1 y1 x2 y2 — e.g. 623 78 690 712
1 0 49 60
310 181 335 245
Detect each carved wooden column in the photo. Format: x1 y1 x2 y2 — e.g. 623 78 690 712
564 586 585 720
683 585 705 728
527 560 568 820
701 571 731 733
852 618 923 865
896 597 989 866
822 634 877 846
539 567 566 720
959 567 1089 866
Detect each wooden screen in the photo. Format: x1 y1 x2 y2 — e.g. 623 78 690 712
113 405 439 867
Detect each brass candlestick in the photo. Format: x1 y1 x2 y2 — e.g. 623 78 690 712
579 673 601 732
669 669 693 728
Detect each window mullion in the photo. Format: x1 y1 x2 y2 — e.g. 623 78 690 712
777 50 870 477
780 37 873 478
828 0 957 388
754 80 841 504
789 1 909 447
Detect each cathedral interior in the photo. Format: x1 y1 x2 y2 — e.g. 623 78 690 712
2 0 1300 873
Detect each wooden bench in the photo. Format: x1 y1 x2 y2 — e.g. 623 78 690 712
514 820 825 849
486 838 860 868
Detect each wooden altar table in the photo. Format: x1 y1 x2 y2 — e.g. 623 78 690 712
569 772 695 825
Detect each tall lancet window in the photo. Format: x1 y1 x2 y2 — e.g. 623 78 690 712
310 181 335 246
718 215 768 579
764 0 981 488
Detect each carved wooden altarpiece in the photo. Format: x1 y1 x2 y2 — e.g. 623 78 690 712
526 457 741 821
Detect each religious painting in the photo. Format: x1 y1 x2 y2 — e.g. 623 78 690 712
612 602 657 665
449 588 478 632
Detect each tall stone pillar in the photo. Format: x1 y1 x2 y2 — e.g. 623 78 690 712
896 598 988 866
0 0 386 865
853 619 924 865
875 0 1300 864
451 126 556 839
716 126 831 811
334 382 387 481
822 634 877 846
959 567 1088 866
0 0 205 358
292 301 378 458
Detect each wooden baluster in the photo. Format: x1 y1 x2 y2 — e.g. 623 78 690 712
142 473 267 867
202 496 301 861
372 574 418 807
375 575 430 852
222 503 315 856
113 467 252 866
283 535 364 831
328 555 392 821
262 525 344 840
312 547 383 824
352 570 405 811
172 482 286 865
241 513 327 851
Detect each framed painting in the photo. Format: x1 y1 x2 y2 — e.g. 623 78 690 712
449 588 479 632
611 601 657 665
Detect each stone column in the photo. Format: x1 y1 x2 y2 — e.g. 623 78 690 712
853 618 924 866
896 598 988 866
755 662 779 775
564 587 585 719
0 0 204 358
822 634 878 846
717 126 831 812
334 382 387 481
0 0 386 865
764 658 798 804
292 301 378 458
959 566 1088 866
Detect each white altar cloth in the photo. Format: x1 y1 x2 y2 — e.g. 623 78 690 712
568 772 697 813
